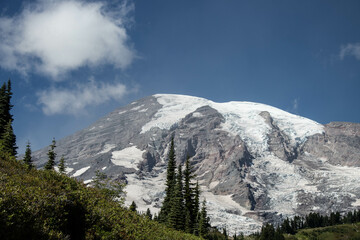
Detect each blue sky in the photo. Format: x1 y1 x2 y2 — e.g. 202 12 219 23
0 0 359 153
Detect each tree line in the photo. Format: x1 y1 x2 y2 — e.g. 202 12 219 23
254 209 360 240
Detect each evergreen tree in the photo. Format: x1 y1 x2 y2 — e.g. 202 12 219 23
239 232 245 240
23 141 33 169
0 82 6 135
168 164 185 230
58 155 66 174
129 201 137 212
259 223 275 240
198 199 209 238
222 226 228 240
274 226 285 240
0 80 16 156
158 137 177 223
146 208 152 220
193 180 201 235
0 120 17 156
44 138 56 170
184 156 196 233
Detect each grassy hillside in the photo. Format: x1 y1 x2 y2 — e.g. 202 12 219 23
0 155 201 240
283 222 360 240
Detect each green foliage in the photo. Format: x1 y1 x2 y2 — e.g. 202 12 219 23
168 164 185 230
286 222 360 240
0 80 16 156
0 155 201 240
92 170 126 203
130 201 137 212
44 138 56 170
0 120 17 156
199 199 210 238
158 137 177 223
146 208 152 220
23 141 33 169
58 156 66 174
184 156 197 233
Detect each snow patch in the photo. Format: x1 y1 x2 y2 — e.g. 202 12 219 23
131 104 144 111
72 166 91 177
102 166 107 170
352 199 360 207
125 170 167 215
202 190 262 235
192 112 203 118
84 179 93 184
99 144 116 154
111 146 145 170
118 110 126 114
139 108 148 112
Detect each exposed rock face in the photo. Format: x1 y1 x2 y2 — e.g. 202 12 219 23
32 94 360 235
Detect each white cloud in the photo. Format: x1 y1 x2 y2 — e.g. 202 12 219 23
292 98 299 114
37 80 131 115
0 0 135 78
340 43 360 60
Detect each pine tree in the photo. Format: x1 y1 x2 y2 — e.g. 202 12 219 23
44 138 56 170
222 226 228 240
168 164 185 230
158 137 177 223
184 156 196 233
129 201 137 212
198 199 209 238
23 141 33 169
58 155 66 174
146 208 152 220
0 82 7 136
0 80 16 156
0 120 17 156
193 180 201 235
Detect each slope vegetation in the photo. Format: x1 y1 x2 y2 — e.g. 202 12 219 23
0 155 200 240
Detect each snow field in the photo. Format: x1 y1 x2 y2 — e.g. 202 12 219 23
141 94 324 154
111 146 145 170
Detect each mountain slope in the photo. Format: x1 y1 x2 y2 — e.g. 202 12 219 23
0 155 200 240
33 94 360 235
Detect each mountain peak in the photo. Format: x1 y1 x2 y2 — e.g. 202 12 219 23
33 94 360 235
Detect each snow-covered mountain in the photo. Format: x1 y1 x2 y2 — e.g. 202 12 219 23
33 94 360 235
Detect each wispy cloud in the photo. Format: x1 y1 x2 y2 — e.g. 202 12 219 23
292 98 299 114
340 43 360 60
37 79 134 115
0 0 135 79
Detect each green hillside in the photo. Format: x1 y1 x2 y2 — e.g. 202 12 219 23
0 154 201 240
284 223 360 240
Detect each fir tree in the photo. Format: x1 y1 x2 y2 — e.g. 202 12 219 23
58 155 66 174
146 208 152 220
184 156 196 233
198 199 209 238
0 82 7 136
0 80 16 156
23 141 33 169
222 226 228 240
168 164 185 230
193 181 201 235
0 120 17 156
129 201 137 212
44 138 56 170
158 137 177 223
